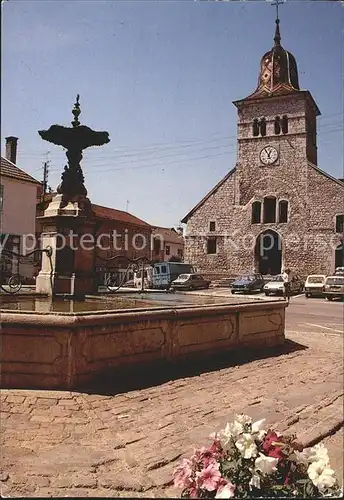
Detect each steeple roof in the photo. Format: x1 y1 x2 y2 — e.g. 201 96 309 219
244 18 300 100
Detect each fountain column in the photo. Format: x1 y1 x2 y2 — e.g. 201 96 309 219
35 95 110 298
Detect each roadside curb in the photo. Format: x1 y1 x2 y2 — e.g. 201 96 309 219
298 415 344 449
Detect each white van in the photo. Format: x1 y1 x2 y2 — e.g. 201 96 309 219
133 266 153 289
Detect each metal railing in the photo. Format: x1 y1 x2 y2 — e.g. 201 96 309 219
96 254 155 293
0 246 53 294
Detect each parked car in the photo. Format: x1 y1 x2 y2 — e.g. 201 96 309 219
323 275 344 301
263 274 304 296
304 274 326 298
152 262 195 289
334 267 344 276
170 273 211 291
231 273 265 294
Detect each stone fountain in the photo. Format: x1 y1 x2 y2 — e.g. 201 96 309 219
35 95 110 298
0 97 287 391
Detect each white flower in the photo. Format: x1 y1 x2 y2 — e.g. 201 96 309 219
308 461 336 491
251 418 266 433
216 419 245 450
251 419 266 440
309 443 330 464
255 453 279 475
257 429 267 441
231 419 245 438
235 433 258 459
216 422 234 450
294 449 312 465
215 482 236 498
235 414 252 426
296 443 330 466
249 472 261 489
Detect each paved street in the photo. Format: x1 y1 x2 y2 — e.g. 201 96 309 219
187 288 343 336
285 294 343 335
0 293 343 498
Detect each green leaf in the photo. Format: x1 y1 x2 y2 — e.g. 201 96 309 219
305 481 316 497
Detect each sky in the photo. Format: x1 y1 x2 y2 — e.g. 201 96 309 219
2 0 343 228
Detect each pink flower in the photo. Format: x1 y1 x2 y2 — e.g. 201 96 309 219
201 452 213 468
262 430 285 461
189 486 199 498
173 458 193 489
196 460 222 491
209 439 224 458
190 447 204 465
215 481 236 498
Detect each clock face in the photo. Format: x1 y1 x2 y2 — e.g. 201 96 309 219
260 146 279 165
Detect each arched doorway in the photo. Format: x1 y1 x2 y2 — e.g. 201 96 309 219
255 230 282 275
335 242 344 269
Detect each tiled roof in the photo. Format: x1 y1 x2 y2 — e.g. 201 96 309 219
152 227 183 244
0 156 41 184
36 194 152 227
92 204 151 227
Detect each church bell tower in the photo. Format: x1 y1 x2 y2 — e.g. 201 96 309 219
232 13 321 206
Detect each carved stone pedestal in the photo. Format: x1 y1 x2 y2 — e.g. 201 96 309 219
36 194 96 298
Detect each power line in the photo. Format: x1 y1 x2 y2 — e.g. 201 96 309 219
20 126 343 166
42 127 343 174
18 114 344 157
86 149 238 175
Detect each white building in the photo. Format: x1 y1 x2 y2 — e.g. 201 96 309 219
151 226 184 262
0 137 41 281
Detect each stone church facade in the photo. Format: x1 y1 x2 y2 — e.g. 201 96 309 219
182 19 344 279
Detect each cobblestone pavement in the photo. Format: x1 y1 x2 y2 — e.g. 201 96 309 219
1 329 343 498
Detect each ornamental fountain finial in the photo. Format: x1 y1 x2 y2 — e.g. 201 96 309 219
71 94 81 128
38 96 110 206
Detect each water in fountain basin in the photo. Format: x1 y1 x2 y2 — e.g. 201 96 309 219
0 292 253 313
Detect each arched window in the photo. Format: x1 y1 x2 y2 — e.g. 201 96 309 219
282 115 288 134
252 201 261 224
274 116 281 135
260 118 267 137
263 196 276 223
278 200 288 223
253 119 259 137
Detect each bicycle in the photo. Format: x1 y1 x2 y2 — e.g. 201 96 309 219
0 274 23 294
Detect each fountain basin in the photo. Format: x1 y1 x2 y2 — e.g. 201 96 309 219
0 295 287 390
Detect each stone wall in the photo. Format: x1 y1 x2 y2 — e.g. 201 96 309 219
304 165 344 274
183 91 344 279
1 300 286 390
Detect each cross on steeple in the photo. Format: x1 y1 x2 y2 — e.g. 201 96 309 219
271 0 284 21
271 0 284 46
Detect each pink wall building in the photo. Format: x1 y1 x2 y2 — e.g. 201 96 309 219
0 137 41 280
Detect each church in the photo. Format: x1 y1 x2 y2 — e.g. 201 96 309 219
181 17 344 279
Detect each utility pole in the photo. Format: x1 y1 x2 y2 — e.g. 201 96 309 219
41 160 50 204
43 161 49 194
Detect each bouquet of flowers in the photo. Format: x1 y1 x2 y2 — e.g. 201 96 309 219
173 414 341 498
